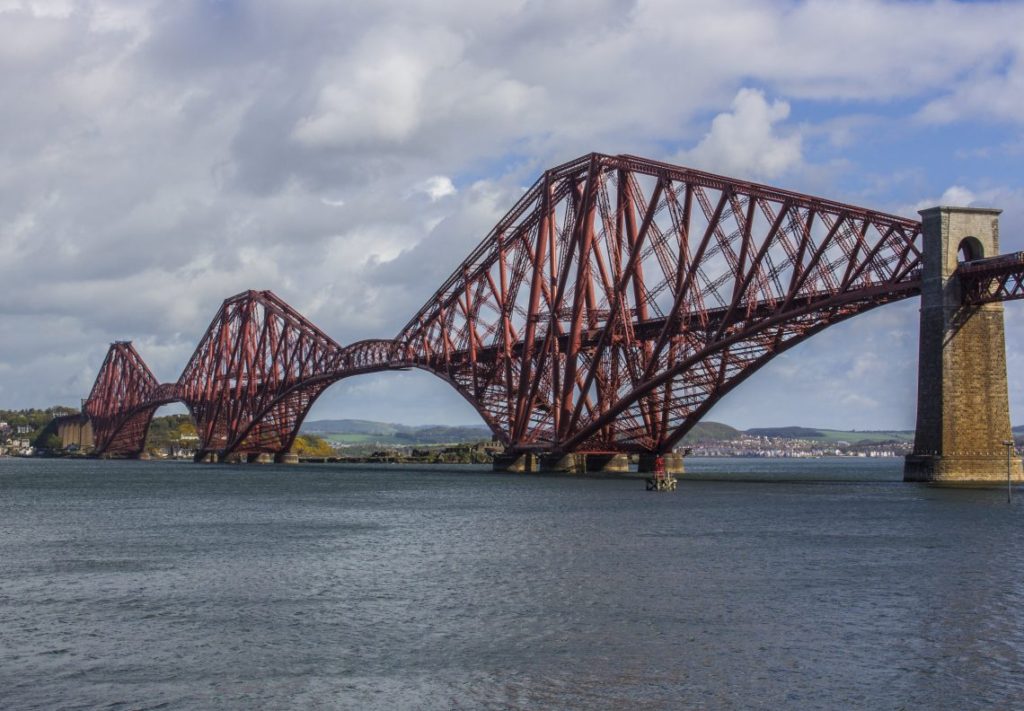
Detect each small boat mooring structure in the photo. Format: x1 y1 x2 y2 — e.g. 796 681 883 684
645 455 677 492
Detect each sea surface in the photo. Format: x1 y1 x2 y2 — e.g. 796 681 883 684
2 456 1023 710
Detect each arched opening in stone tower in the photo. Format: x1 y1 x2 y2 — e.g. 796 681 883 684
958 236 985 263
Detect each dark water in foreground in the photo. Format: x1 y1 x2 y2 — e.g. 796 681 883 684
2 457 1023 710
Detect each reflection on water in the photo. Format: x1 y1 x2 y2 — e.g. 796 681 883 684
1 457 1022 709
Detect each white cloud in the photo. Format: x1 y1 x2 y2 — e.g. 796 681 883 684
413 176 457 202
938 185 977 207
292 26 463 149
681 88 802 179
918 58 1024 125
910 185 977 213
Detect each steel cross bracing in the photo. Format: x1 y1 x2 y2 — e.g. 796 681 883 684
83 342 176 456
394 154 924 453
958 253 1024 305
85 153 942 460
175 291 396 460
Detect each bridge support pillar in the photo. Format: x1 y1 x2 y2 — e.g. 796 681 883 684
539 453 587 473
638 453 685 475
492 451 539 473
905 206 1023 484
585 453 631 473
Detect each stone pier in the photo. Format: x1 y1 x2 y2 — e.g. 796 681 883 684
638 452 685 475
492 451 539 473
538 453 585 473
905 206 1024 484
584 453 631 473
492 451 631 474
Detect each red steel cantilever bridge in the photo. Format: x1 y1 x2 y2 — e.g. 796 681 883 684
83 153 1024 462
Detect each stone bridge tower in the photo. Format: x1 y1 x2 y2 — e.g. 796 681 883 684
905 206 1023 484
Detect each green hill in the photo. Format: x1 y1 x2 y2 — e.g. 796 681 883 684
745 426 914 443
302 419 491 446
746 426 826 439
815 429 914 444
682 421 742 442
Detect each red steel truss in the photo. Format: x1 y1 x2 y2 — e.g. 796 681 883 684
84 291 400 459
394 154 924 453
83 342 167 456
88 152 1023 460
174 290 396 460
959 253 1024 305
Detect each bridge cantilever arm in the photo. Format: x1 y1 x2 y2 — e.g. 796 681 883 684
559 276 921 453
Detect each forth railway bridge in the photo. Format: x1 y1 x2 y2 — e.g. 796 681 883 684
82 153 1024 484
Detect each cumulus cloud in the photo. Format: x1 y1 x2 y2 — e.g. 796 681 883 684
413 176 457 202
292 26 463 149
917 58 1024 125
681 88 802 179
909 185 978 213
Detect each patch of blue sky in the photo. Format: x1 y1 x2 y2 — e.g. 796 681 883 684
786 94 1021 200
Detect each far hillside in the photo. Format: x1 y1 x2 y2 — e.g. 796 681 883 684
746 426 914 444
746 426 825 439
681 421 742 442
300 418 923 446
302 419 491 446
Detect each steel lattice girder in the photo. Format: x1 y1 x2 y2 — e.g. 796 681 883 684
959 253 1024 305
394 153 925 452
83 342 163 456
174 290 393 459
89 152 1024 459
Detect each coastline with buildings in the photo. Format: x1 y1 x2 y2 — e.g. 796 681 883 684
1 409 942 462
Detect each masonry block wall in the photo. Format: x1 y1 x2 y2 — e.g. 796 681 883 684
905 207 1023 483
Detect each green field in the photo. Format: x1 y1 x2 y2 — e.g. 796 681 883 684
320 432 489 447
743 425 914 443
322 434 380 445
815 429 915 444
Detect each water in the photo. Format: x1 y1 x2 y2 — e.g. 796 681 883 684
2 457 1023 710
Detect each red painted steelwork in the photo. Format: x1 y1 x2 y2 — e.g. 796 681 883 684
175 290 399 460
959 253 1024 305
84 153 942 460
83 342 171 456
394 153 924 453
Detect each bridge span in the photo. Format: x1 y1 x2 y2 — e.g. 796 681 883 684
82 153 1024 483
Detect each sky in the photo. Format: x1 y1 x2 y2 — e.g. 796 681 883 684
2 0 1024 430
